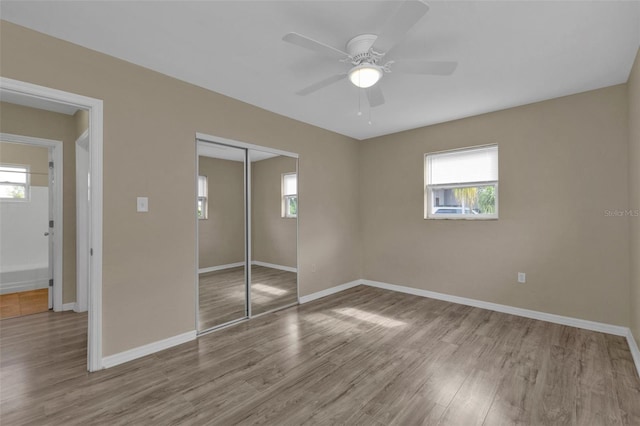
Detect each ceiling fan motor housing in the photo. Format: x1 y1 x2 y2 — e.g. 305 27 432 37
346 34 380 65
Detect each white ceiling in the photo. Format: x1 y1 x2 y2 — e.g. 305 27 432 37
1 1 639 140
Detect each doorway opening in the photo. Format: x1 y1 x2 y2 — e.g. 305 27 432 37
0 134 62 318
0 77 103 372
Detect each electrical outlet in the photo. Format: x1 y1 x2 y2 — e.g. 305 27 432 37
518 272 526 283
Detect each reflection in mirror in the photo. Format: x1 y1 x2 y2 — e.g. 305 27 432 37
197 143 247 331
250 152 298 315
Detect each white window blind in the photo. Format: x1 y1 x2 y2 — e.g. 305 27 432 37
197 175 207 197
427 145 498 185
424 145 499 220
283 173 297 196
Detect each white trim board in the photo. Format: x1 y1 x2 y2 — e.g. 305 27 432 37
627 330 640 378
102 330 196 369
364 279 638 377
362 279 629 336
98 278 640 378
196 132 299 159
299 280 361 304
198 262 244 274
251 261 297 273
62 302 75 311
300 278 638 376
75 129 90 313
199 261 298 275
1 77 104 373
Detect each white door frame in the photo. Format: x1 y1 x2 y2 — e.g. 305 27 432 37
0 133 63 311
75 129 89 313
0 77 104 372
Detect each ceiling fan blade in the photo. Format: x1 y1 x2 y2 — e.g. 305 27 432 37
393 61 458 75
283 32 350 60
366 85 385 108
372 0 430 53
296 74 347 96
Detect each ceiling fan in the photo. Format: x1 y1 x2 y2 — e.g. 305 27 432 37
282 0 457 108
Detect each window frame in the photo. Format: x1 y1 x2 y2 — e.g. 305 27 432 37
424 145 499 220
197 175 208 220
282 172 297 219
0 163 31 202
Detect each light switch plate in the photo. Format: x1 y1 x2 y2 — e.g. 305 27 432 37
137 197 148 212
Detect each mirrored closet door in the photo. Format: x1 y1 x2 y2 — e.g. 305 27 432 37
197 142 247 332
196 139 299 334
249 150 298 316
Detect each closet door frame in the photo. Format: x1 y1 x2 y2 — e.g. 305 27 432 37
195 133 299 333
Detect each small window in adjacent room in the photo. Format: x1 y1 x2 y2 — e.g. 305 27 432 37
197 175 208 219
282 172 297 218
0 164 30 201
424 144 498 220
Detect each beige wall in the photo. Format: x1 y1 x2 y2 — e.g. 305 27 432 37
360 85 630 326
0 142 49 187
0 21 361 356
198 156 245 268
0 102 78 304
2 19 634 358
629 48 640 343
251 156 297 268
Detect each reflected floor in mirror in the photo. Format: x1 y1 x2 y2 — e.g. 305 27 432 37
198 265 297 331
198 266 246 331
250 265 297 315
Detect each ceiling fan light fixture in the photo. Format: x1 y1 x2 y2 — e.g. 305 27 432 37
349 64 382 88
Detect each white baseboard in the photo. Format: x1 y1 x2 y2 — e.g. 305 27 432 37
198 262 244 274
199 261 298 274
362 279 629 337
362 279 638 375
299 279 362 304
251 260 297 273
627 329 640 378
102 330 196 369
62 302 76 311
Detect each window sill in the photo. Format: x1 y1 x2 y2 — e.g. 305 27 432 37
425 216 498 220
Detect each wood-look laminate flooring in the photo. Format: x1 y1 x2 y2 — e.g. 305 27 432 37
2 285 639 425
198 265 297 331
0 289 48 319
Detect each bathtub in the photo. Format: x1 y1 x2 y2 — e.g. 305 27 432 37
0 265 49 295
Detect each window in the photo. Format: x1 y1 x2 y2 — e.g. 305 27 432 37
425 145 498 219
282 173 297 218
0 164 30 201
197 175 208 219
